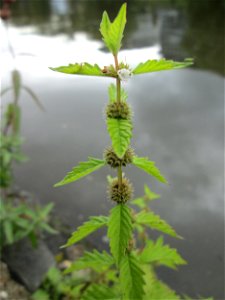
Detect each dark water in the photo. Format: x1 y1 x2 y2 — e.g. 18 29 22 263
1 0 224 299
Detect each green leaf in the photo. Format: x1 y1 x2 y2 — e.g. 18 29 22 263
131 186 160 208
12 70 21 101
108 204 132 265
132 156 168 184
23 86 45 111
144 184 160 200
5 103 21 135
82 284 119 300
50 63 113 77
107 118 132 158
62 216 108 248
64 249 114 274
120 252 145 300
4 220 14 244
143 266 180 300
100 3 127 55
47 267 62 285
1 87 12 97
108 84 128 103
32 289 50 300
54 157 105 187
40 223 58 234
140 237 187 270
135 211 181 238
131 197 146 209
39 202 54 218
132 58 193 75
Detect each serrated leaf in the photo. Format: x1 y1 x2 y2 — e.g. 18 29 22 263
132 156 168 184
144 184 160 200
120 252 145 300
108 84 128 103
64 250 114 274
135 211 181 238
62 216 108 248
108 204 132 265
23 86 45 111
100 3 127 54
143 265 180 300
82 284 119 300
140 236 187 269
50 62 113 77
107 118 132 158
133 58 193 75
54 157 105 187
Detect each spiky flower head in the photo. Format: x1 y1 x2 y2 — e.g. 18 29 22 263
108 177 133 204
106 101 131 119
104 146 134 168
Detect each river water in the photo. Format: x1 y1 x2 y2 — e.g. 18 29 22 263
1 0 224 299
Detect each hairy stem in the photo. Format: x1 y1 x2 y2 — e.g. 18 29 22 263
114 55 123 187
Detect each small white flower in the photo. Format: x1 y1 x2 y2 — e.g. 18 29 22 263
117 68 133 82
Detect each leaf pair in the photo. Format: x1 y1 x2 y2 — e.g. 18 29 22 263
54 155 167 187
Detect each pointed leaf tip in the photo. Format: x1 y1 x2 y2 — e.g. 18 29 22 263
100 3 127 54
54 157 105 187
132 156 168 184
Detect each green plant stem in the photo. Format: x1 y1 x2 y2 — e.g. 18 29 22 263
114 55 123 188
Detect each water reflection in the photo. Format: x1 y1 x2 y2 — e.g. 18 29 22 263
10 0 224 75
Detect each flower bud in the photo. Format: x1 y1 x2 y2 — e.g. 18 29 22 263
108 177 133 204
106 101 131 119
104 146 134 168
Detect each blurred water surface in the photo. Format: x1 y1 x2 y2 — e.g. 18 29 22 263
1 0 224 298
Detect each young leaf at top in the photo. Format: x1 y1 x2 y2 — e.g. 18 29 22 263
108 83 128 103
132 58 193 75
135 210 181 238
132 156 168 184
120 252 146 300
50 63 115 77
62 216 108 248
108 204 132 265
82 284 119 300
100 3 127 55
107 118 132 158
64 249 114 274
54 157 106 187
140 236 187 270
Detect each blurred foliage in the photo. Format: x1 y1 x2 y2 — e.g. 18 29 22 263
0 200 56 249
0 54 53 250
